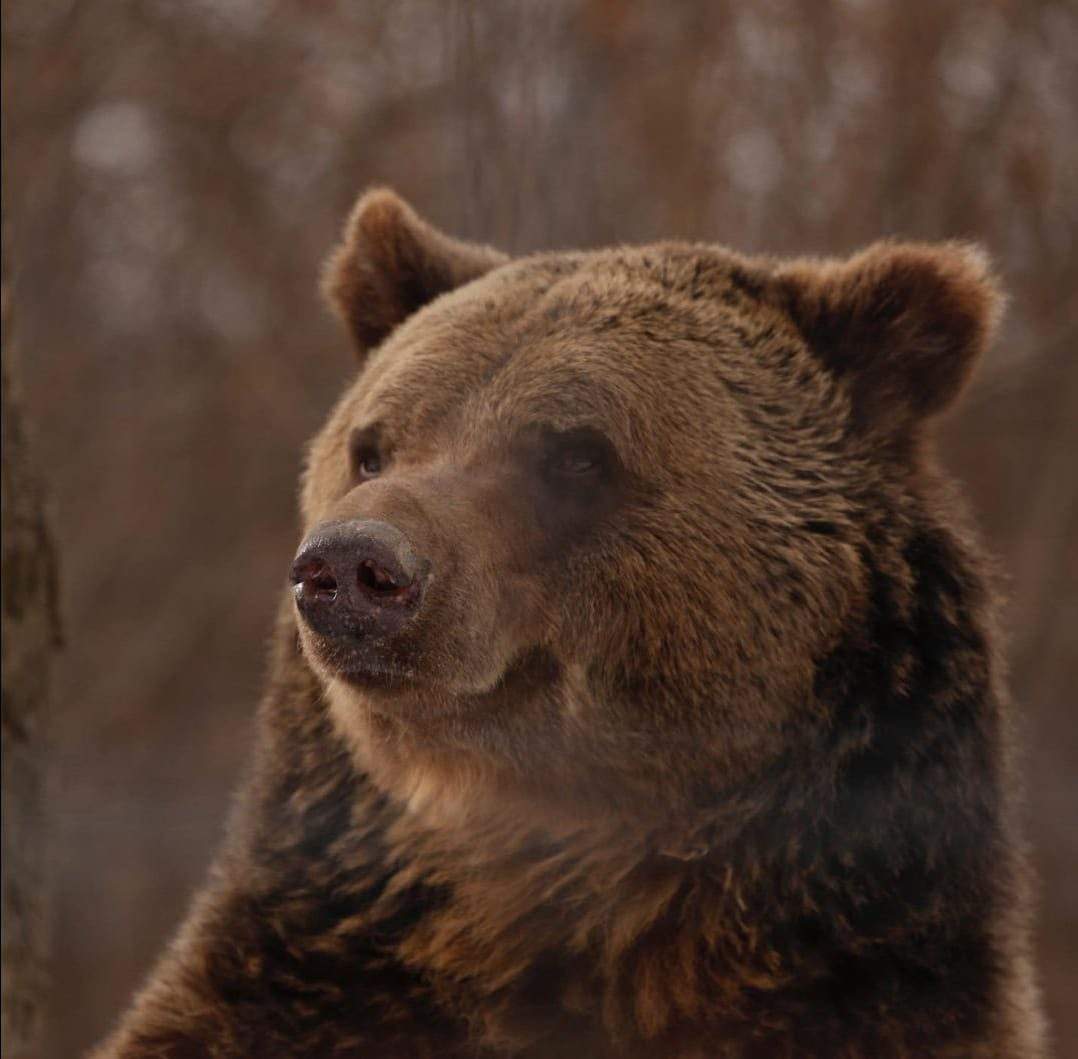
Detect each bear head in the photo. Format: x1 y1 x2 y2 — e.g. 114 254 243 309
293 188 1002 837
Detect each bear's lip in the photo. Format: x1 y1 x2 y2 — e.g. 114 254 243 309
297 622 423 691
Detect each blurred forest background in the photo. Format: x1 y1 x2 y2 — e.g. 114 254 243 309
3 1 1076 1055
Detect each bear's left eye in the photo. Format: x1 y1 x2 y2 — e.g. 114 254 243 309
547 446 600 477
531 428 623 540
542 429 611 483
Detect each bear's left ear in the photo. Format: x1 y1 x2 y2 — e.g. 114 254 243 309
774 241 1004 436
322 188 509 358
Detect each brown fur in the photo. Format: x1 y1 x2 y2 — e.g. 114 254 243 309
94 190 1045 1057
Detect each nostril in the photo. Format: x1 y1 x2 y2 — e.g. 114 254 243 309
292 521 426 628
291 558 338 601
357 557 408 596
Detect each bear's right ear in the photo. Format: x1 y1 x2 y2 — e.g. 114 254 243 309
321 188 508 357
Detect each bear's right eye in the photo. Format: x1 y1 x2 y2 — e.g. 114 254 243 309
349 427 385 482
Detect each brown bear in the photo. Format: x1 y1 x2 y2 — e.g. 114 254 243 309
93 190 1045 1058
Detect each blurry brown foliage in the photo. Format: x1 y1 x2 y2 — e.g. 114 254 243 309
2 1 1075 1056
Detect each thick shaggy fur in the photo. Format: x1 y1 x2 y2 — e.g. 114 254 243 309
94 190 1044 1058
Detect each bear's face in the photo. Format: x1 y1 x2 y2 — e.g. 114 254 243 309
294 190 1000 824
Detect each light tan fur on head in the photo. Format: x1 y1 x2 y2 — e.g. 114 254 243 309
307 192 1004 841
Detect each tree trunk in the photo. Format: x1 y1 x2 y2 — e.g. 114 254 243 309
1 258 60 1057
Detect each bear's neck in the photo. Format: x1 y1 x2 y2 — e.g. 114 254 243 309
247 576 1005 1054
262 711 1001 1056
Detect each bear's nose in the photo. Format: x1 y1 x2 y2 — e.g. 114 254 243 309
290 519 427 640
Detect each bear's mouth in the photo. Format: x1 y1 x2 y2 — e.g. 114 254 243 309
336 658 419 692
313 636 560 721
300 627 420 689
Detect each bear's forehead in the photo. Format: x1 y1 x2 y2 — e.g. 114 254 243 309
495 246 774 331
366 246 795 392
337 245 825 465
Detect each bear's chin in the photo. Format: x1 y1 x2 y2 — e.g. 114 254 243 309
311 656 508 712
295 620 424 692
